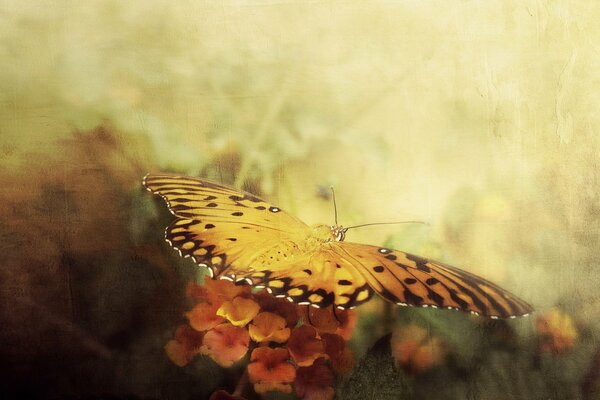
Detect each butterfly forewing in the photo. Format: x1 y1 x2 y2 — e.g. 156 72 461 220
331 242 532 318
144 174 310 275
143 174 307 233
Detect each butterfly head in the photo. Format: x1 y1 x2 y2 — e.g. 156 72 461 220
331 225 349 242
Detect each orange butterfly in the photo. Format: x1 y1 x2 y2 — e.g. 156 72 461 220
143 173 532 319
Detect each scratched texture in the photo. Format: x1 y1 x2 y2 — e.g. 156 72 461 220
1 1 599 399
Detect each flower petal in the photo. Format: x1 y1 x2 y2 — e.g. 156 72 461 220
186 302 226 331
248 347 296 394
322 333 354 374
536 309 578 354
391 324 446 374
205 279 251 306
288 325 325 367
201 323 250 367
255 291 299 327
254 382 293 394
249 312 291 343
165 325 205 367
217 297 260 327
295 358 335 400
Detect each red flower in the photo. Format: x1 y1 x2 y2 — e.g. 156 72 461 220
303 307 339 334
295 358 335 400
322 333 354 374
201 323 250 367
335 309 357 340
165 324 205 367
254 291 299 327
247 347 296 394
288 325 325 367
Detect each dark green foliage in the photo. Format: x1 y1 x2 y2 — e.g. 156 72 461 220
338 334 412 400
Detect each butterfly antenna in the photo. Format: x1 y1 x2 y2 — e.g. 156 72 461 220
345 221 429 230
330 186 339 226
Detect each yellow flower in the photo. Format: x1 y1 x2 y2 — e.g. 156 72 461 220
217 296 260 327
249 312 291 343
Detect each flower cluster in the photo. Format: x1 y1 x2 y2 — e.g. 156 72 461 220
390 324 446 375
165 278 356 399
535 309 578 355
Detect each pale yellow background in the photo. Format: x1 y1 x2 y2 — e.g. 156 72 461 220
1 0 598 360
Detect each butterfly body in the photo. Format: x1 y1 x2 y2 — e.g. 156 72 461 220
144 173 532 318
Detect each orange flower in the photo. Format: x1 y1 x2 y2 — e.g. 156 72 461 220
255 291 299 327
391 324 446 375
322 333 354 374
201 323 250 367
302 306 357 340
247 347 296 394
217 297 260 327
288 325 325 367
295 358 335 400
199 278 251 307
186 302 226 331
536 309 578 354
248 312 291 343
165 324 205 367
186 281 209 303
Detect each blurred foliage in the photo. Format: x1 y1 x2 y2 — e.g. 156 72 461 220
2 1 600 399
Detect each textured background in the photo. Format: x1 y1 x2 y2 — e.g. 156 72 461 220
1 1 599 399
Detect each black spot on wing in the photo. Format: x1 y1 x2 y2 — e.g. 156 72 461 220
405 253 432 273
403 289 423 306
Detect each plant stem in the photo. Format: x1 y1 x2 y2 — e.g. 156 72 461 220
233 368 249 397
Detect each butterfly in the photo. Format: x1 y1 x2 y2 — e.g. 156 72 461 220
143 173 532 319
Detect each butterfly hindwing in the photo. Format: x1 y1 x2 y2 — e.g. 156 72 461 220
232 249 374 309
331 242 532 318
